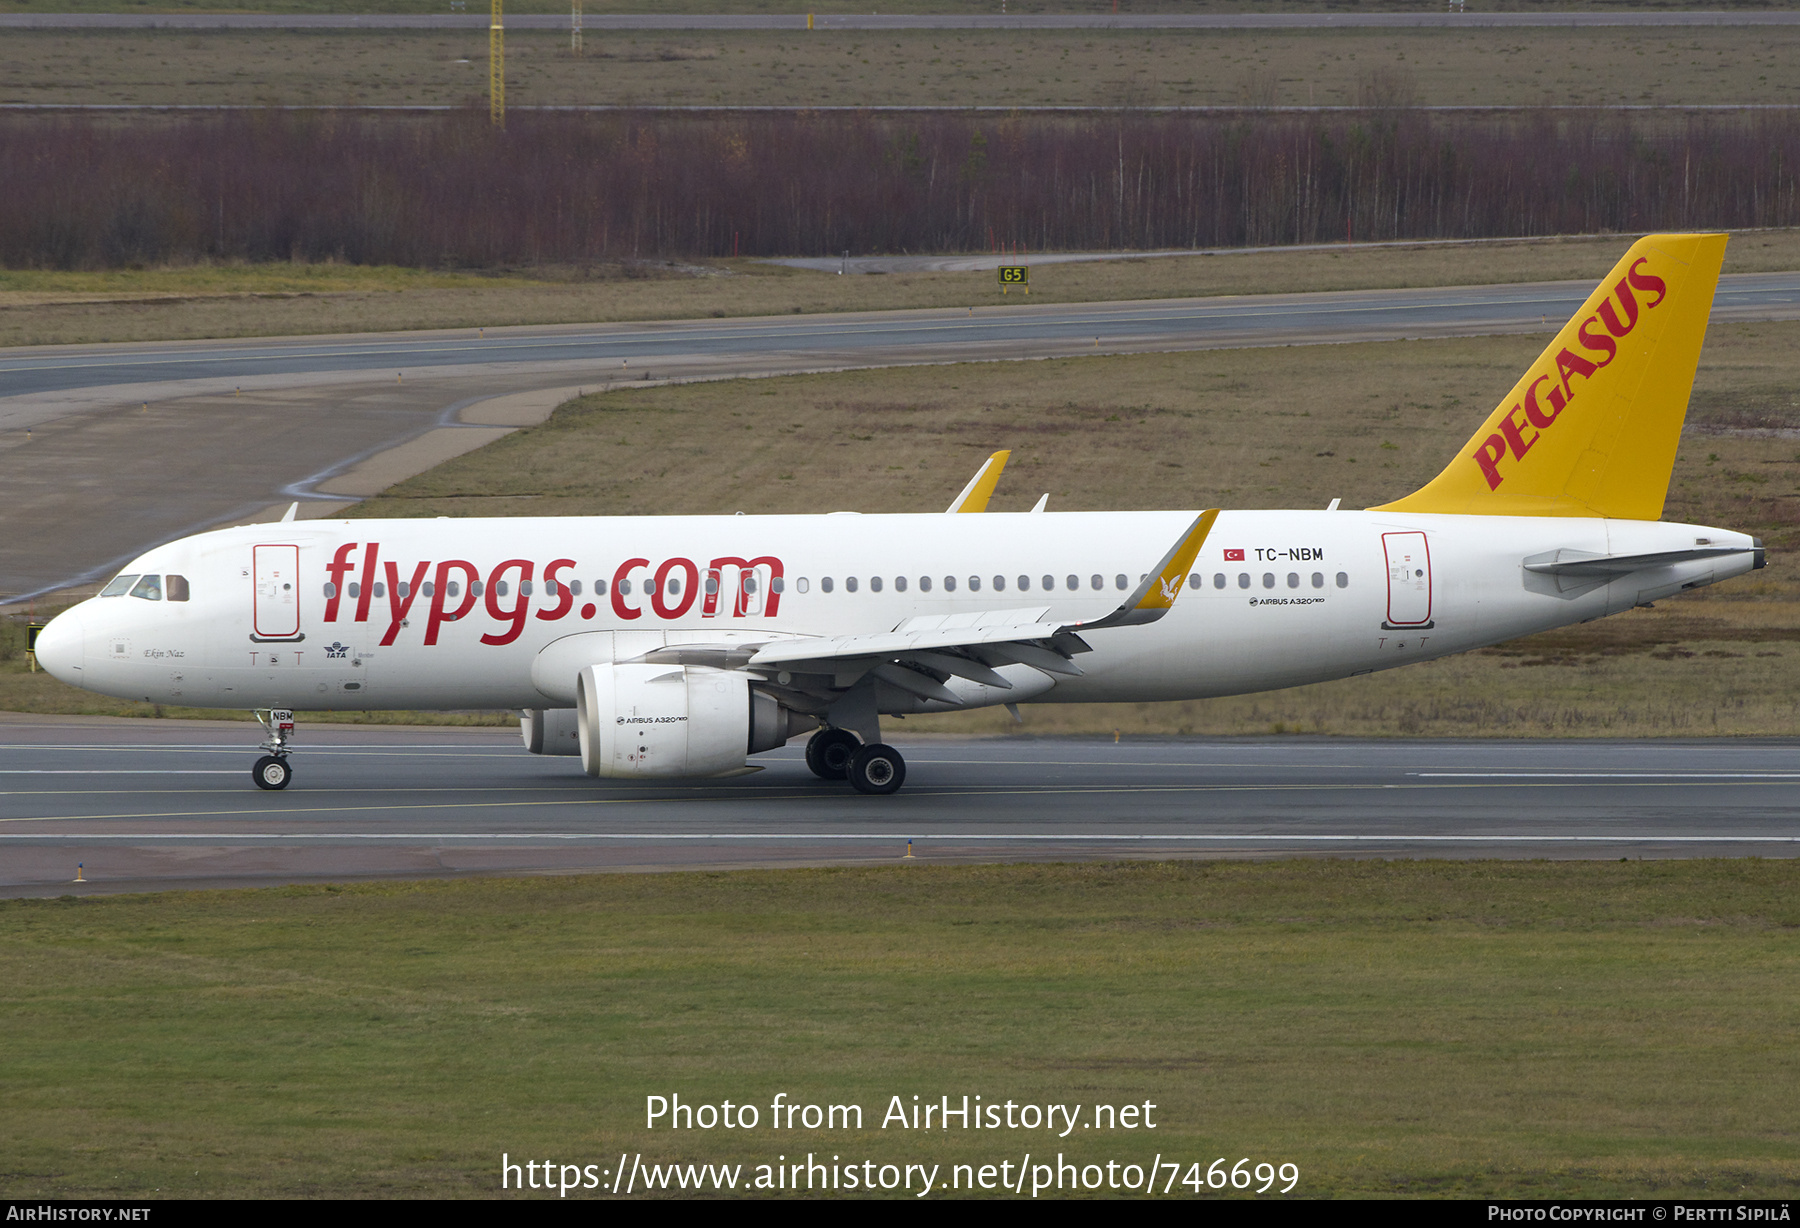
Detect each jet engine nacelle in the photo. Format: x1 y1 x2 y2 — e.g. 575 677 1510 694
520 708 582 755
573 663 812 778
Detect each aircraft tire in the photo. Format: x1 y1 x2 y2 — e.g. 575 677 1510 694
805 728 860 781
848 743 906 795
252 755 292 791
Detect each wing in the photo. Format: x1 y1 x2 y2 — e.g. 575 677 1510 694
636 511 1221 705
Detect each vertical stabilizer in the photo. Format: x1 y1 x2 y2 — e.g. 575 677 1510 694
1375 232 1727 520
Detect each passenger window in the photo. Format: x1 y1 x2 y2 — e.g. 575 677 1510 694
796 577 810 594
1018 575 1030 591
1090 574 1103 590
1312 572 1324 589
969 576 981 592
669 576 684 596
1187 574 1200 590
1116 574 1128 590
1262 573 1275 589
1065 575 1078 591
129 575 162 601
349 582 361 599
545 580 559 598
570 579 583 596
323 582 337 599
447 581 461 597
822 577 834 593
423 581 435 598
705 574 720 595
1237 573 1250 589
1213 573 1225 589
993 575 1005 591
100 574 138 598
398 581 412 598
870 576 883 593
846 576 858 593
1336 572 1349 588
895 576 907 592
919 576 932 592
945 576 957 592
772 576 785 594
1287 573 1299 589
520 581 533 597
472 580 485 597
166 575 190 602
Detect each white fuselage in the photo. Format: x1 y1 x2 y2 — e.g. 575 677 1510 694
36 509 1758 716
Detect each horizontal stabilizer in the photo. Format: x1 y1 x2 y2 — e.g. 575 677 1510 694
1523 544 1761 577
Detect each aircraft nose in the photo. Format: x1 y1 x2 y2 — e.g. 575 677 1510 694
32 609 84 685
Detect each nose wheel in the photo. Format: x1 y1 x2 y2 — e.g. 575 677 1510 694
251 707 296 791
252 755 292 790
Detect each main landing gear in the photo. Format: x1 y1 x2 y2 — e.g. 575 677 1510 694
805 727 906 795
251 708 295 791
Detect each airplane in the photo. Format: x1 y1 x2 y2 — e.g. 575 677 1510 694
30 232 1762 796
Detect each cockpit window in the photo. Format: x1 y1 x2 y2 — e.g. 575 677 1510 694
166 574 190 602
129 575 163 601
99 574 138 598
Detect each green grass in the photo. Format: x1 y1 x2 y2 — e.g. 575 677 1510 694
9 230 1800 349
6 24 1799 108
3 861 1798 1198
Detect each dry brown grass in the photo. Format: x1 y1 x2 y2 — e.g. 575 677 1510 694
9 230 1800 348
4 26 1797 108
327 319 1800 738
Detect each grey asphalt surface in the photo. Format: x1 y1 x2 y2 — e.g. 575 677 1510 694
12 274 1800 404
6 272 1800 602
4 718 1797 895
7 11 1800 28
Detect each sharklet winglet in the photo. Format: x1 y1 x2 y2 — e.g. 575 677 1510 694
945 450 1011 513
1068 509 1219 633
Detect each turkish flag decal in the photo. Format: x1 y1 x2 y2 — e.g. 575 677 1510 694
1223 548 1245 561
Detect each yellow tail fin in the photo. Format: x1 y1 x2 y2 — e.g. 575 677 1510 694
1374 232 1727 520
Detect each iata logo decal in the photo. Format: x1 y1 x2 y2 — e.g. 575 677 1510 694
324 641 350 659
321 543 785 648
1473 257 1668 491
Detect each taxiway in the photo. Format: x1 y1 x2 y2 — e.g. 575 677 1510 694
3 717 1795 896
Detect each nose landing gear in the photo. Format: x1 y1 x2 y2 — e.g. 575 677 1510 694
251 708 295 790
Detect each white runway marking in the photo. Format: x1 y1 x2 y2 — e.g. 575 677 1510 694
1414 772 1800 779
9 777 1800 825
